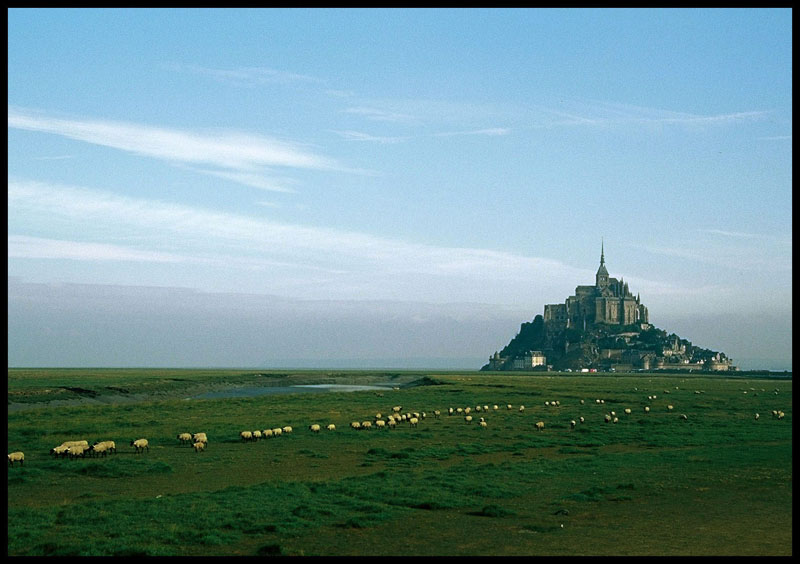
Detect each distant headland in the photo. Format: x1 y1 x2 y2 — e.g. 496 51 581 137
482 244 736 373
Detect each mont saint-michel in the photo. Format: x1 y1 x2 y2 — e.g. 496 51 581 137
482 245 736 372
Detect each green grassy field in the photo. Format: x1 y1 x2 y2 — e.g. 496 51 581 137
7 369 792 556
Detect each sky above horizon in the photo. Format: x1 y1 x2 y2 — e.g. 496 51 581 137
8 8 792 370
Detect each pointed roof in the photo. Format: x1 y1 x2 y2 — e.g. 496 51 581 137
596 240 609 276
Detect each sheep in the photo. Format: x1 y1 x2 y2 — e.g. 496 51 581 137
596 399 601 404
409 417 419 427
570 420 576 429
519 405 525 412
351 421 361 430
240 431 253 442
262 429 274 439
253 430 262 441
361 421 373 430
475 405 482 412
456 407 464 414
131 439 149 454
493 405 499 411
535 421 545 431
610 411 616 417
62 440 89 449
579 416 585 424
8 452 24 466
193 433 208 445
507 404 513 410
193 441 206 453
375 419 386 429
433 410 441 418
777 411 785 420
448 407 454 416
309 424 321 433
177 432 193 445
375 413 382 420
464 407 471 415
604 414 611 423
479 421 488 429
624 408 632 415
271 428 282 437
90 442 109 457
392 406 402 413
282 426 293 434
545 401 550 406
679 414 688 420
483 405 489 412
644 406 650 413
326 424 336 431
387 419 396 429
754 413 760 420
465 415 473 424
613 417 619 424
51 444 70 458
68 445 89 459
580 399 585 405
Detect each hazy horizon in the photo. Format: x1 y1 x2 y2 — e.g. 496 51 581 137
8 9 791 372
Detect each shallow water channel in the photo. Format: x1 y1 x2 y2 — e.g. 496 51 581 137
191 383 397 399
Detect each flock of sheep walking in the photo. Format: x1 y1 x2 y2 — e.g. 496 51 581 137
8 385 790 467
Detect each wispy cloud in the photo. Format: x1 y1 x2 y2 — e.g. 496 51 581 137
758 135 792 141
166 63 322 87
330 130 410 144
433 128 511 137
342 106 417 123
8 235 187 263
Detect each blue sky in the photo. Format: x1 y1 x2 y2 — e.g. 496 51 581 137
8 8 792 369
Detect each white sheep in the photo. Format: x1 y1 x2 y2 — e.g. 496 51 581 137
464 407 471 414
361 421 373 430
579 416 585 424
271 428 282 437
604 414 612 423
613 417 619 424
375 419 386 429
433 410 441 418
282 426 293 434
309 424 321 433
62 440 89 449
193 433 208 444
351 421 361 430
375 413 382 420
409 417 419 427
464 415 473 424
50 444 70 458
644 406 650 413
263 429 274 439
392 406 402 413
177 432 193 445
193 441 206 452
754 413 760 420
679 414 688 420
326 424 336 431
535 421 545 431
667 405 674 411
479 421 487 429
240 431 253 442
68 445 89 458
131 439 149 454
8 452 24 466
519 405 525 412
545 401 550 406
483 405 489 411
507 404 513 410
580 399 585 405
253 430 262 441
90 442 109 457
387 419 396 428
448 407 454 415
777 411 785 420
624 408 632 415
570 420 576 429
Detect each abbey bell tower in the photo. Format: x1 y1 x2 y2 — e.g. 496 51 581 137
595 241 609 288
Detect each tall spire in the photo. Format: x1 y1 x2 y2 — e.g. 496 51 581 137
600 238 605 266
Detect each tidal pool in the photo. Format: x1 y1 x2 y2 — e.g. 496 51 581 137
191 383 397 399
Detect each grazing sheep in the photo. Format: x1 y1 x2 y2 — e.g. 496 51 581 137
253 430 262 441
375 419 386 429
613 417 619 424
131 439 149 454
667 405 674 411
596 399 601 404
193 441 205 452
604 414 612 423
90 442 109 457
545 401 550 406
271 428 282 437
457 407 464 414
519 405 525 412
8 452 24 466
177 432 193 445
263 429 274 439
777 411 785 420
434 410 441 418
326 424 336 431
679 414 688 420
240 431 254 442
507 404 513 410
464 407 471 415
465 415 473 424
570 420 576 429
62 440 89 449
282 426 293 434
479 421 487 429
361 421 373 430
309 424 321 433
644 406 650 413
535 421 545 431
101 441 117 454
448 407 454 415
387 419 396 428
580 399 585 405
475 405 482 412
51 444 70 458
483 405 489 412
193 433 208 444
610 411 616 417
392 406 402 413
68 445 89 459
624 408 632 415
754 413 760 420
375 413 382 420
409 417 419 427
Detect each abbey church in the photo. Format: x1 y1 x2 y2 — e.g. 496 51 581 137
543 243 649 331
